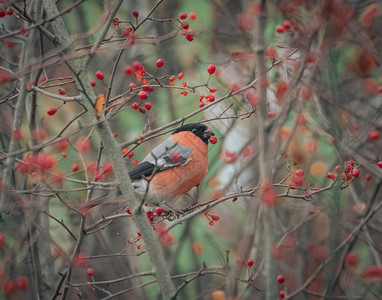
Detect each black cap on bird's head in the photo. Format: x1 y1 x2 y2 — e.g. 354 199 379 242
172 123 215 144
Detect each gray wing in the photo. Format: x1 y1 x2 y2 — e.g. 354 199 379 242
142 137 193 170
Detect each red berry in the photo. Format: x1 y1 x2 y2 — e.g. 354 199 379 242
210 136 217 144
268 111 275 117
138 91 148 100
72 164 79 172
103 162 113 174
124 65 133 75
247 259 254 267
3 280 16 295
144 102 152 110
0 10 6 18
280 290 285 298
7 9 14 16
90 80 96 87
208 220 214 226
94 172 103 181
87 268 94 277
352 168 360 177
207 64 216 75
132 10 139 18
378 161 382 168
179 12 187 19
142 86 153 92
327 172 336 180
189 12 197 20
294 176 303 186
156 207 163 216
123 26 133 36
156 58 164 68
95 71 104 80
127 151 134 158
20 27 28 35
347 161 354 168
295 169 304 177
122 146 129 154
16 276 29 291
178 72 185 80
181 21 189 29
276 25 285 33
289 182 297 189
62 152 67 158
133 160 138 166
131 103 139 110
58 88 66 95
132 61 141 71
368 129 379 141
277 275 285 284
112 17 120 26
47 107 57 116
282 20 292 30
345 253 360 267
186 35 194 41
335 165 341 173
139 65 146 75
129 82 136 89
211 214 220 221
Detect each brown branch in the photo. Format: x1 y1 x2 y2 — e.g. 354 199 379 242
40 211 78 241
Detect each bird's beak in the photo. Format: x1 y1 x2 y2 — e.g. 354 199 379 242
203 128 215 139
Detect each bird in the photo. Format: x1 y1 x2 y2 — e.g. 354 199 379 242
81 123 215 211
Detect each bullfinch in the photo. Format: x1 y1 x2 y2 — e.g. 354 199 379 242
82 123 215 210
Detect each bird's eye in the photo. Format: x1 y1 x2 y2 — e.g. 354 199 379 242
192 128 197 132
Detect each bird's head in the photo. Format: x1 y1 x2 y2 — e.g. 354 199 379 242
172 123 215 144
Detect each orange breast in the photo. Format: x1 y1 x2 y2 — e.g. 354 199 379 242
150 132 208 197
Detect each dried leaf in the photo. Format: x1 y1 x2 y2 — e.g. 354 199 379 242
94 93 106 116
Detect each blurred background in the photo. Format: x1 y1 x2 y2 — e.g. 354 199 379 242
1 0 382 299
